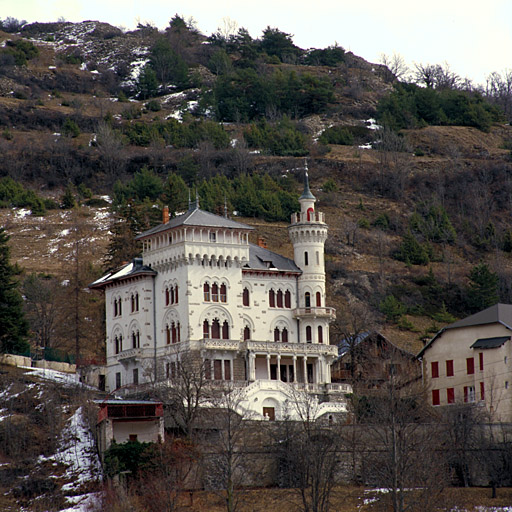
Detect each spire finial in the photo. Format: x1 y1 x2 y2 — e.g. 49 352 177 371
188 189 192 210
195 190 200 210
299 159 315 200
224 196 228 218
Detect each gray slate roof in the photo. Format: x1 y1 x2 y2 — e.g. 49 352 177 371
418 303 512 358
136 207 254 239
246 243 301 273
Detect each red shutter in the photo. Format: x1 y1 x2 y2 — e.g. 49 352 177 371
479 353 484 371
446 360 454 377
447 388 455 404
431 361 439 378
432 389 440 406
467 358 474 375
480 382 485 401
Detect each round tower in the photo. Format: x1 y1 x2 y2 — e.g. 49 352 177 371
288 167 334 346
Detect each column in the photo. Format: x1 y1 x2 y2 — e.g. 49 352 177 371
292 356 297 383
277 355 281 381
303 356 307 384
249 352 256 381
266 354 271 380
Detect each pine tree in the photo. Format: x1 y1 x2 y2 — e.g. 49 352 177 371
467 263 499 312
0 228 29 354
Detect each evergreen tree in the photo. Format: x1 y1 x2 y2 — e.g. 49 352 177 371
467 263 499 312
0 228 29 354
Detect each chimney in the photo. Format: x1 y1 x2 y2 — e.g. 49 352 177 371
258 236 267 249
162 205 169 224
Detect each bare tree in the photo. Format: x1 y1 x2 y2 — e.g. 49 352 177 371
154 353 211 437
379 53 409 81
360 370 446 512
204 386 252 512
276 388 342 512
414 62 461 90
22 273 63 350
95 121 126 182
486 70 512 120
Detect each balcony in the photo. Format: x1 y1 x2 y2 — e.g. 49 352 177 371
202 339 241 351
116 348 142 363
244 340 338 357
293 307 336 321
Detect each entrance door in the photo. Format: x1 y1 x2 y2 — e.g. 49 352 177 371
263 407 275 421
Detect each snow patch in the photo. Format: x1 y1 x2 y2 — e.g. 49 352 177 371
15 208 31 219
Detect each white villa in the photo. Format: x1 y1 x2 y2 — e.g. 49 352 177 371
91 174 350 420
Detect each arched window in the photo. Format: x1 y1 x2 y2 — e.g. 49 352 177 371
166 325 171 344
277 290 283 308
243 288 250 307
115 336 119 354
316 292 321 307
304 251 309 266
171 322 177 344
165 288 170 306
177 322 181 342
211 319 221 339
269 289 275 308
274 328 280 342
316 251 320 265
132 331 137 348
170 287 174 305
175 285 178 303
135 293 139 311
212 283 219 302
282 328 288 343
204 283 210 301
244 326 251 341
222 321 229 340
305 292 311 308
118 298 122 316
220 284 227 303
285 290 291 308
203 320 210 339
306 326 312 343
114 301 118 317
318 326 323 344
131 294 135 312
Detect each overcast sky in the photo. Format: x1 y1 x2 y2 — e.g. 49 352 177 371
3 0 511 85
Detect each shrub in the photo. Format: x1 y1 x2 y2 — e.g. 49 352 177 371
319 126 354 145
322 179 337 192
358 218 370 229
244 117 308 156
379 295 406 322
145 99 161 112
395 232 430 265
373 213 390 230
2 39 38 66
62 118 80 138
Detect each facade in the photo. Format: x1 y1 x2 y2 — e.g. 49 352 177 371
96 400 164 455
331 331 420 392
418 303 512 422
91 175 349 420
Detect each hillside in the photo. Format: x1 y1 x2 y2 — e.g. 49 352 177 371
0 18 511 361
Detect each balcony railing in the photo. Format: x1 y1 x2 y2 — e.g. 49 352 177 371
244 340 338 357
116 348 142 363
293 307 336 320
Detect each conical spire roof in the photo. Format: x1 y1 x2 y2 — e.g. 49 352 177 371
299 161 315 200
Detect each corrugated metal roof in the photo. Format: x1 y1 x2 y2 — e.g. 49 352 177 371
470 336 510 349
136 207 254 239
245 243 301 273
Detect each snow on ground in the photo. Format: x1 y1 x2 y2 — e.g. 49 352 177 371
22 367 81 386
15 208 32 219
365 118 382 130
60 492 102 512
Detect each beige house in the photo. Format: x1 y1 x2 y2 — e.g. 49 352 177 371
418 303 512 422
